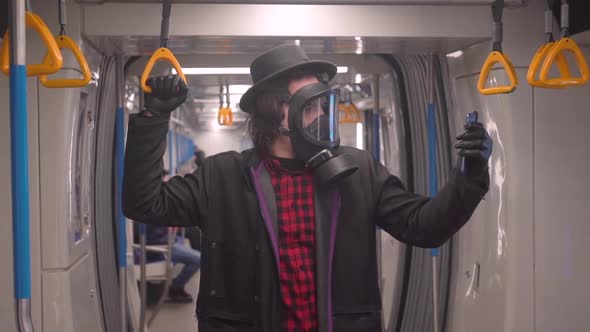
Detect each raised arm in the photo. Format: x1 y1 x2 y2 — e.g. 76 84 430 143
375 119 492 248
122 75 206 228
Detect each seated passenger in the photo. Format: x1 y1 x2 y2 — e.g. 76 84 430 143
133 170 202 303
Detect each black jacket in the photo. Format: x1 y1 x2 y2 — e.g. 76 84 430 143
122 114 489 332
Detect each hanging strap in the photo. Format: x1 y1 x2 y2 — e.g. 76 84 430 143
544 0 555 42
58 0 66 35
226 83 231 108
491 0 504 53
538 0 589 86
526 0 571 88
140 0 186 93
559 0 569 38
477 0 517 95
160 0 172 48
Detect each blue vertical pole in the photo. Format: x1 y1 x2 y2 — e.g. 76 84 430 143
115 56 127 332
11 29 31 304
115 107 126 264
427 96 440 259
427 55 440 332
10 0 35 331
329 93 335 143
115 83 126 265
427 103 439 230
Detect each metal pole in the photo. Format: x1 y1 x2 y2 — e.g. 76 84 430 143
137 76 147 332
10 0 35 331
432 257 440 332
115 55 127 332
147 229 175 327
146 127 180 326
139 225 147 332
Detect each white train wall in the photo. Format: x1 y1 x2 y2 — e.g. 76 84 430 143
446 1 590 332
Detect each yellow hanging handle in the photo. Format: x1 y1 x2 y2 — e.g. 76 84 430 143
477 51 518 95
527 42 571 89
539 38 590 87
218 107 233 126
39 35 92 88
0 12 63 76
141 47 187 93
338 103 361 124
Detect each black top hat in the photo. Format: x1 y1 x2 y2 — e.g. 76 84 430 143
239 44 337 114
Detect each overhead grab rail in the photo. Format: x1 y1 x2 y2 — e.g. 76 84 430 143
338 89 361 124
539 0 589 87
141 0 187 93
477 0 518 95
39 0 91 88
218 84 233 126
527 0 571 89
75 0 525 5
0 8 62 77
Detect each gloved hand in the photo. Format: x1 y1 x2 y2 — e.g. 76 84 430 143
144 75 188 116
455 121 493 176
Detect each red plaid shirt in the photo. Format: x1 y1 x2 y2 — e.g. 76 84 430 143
264 156 318 332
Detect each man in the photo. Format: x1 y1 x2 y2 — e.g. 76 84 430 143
133 170 202 303
123 44 492 332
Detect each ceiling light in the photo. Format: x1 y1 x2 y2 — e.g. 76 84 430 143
355 39 363 55
173 67 251 75
228 85 251 94
446 50 464 58
175 66 348 75
337 66 348 73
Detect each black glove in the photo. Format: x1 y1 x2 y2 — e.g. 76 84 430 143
144 75 188 116
455 121 493 176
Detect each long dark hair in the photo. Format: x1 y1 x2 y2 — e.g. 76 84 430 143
248 93 285 148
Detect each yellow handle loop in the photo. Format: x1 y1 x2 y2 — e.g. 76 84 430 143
141 47 187 93
527 42 570 89
217 107 233 126
0 12 63 76
338 103 361 124
477 51 518 95
39 35 92 88
539 38 590 87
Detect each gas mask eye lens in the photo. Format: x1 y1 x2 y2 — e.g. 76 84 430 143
287 82 358 183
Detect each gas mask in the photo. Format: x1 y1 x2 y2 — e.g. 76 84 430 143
282 83 358 184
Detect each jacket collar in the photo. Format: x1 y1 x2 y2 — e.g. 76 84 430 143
241 147 263 169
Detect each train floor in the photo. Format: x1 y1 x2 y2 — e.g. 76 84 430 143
147 272 200 332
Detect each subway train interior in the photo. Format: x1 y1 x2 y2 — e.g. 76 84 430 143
1 0 590 331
